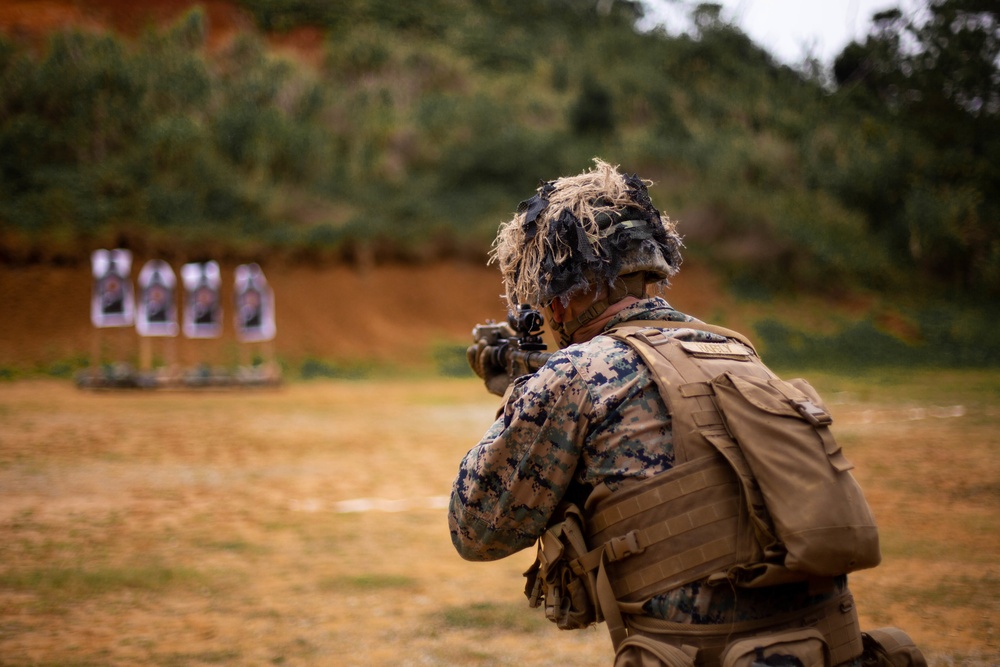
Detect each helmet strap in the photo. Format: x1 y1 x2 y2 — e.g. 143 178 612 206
549 272 646 347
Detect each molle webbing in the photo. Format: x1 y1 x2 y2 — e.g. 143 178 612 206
582 455 749 603
626 591 864 667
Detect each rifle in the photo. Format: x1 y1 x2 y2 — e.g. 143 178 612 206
470 305 552 395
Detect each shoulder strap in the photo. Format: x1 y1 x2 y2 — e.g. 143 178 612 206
604 325 728 464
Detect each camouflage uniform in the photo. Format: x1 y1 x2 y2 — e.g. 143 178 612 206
449 297 846 625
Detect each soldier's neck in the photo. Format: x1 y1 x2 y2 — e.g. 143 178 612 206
572 297 640 344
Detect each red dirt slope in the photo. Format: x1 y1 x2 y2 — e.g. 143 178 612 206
0 0 325 63
0 260 733 372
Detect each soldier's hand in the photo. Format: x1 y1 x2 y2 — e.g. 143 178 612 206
467 340 510 397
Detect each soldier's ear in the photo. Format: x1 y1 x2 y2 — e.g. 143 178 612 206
547 300 567 324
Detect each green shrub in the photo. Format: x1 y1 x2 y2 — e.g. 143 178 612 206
299 358 371 380
433 342 473 378
756 303 1000 371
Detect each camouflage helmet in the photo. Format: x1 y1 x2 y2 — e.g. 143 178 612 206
491 158 682 313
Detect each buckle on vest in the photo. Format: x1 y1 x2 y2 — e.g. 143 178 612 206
792 399 832 427
607 530 645 562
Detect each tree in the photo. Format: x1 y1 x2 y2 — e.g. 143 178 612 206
831 0 1000 293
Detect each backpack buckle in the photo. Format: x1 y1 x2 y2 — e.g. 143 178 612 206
792 399 832 427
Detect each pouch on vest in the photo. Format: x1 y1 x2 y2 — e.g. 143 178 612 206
523 502 601 629
710 372 881 577
614 635 697 667
721 628 830 667
861 627 928 667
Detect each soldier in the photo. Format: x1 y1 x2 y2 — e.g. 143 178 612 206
449 159 922 667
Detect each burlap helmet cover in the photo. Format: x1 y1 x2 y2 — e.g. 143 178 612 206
492 159 682 310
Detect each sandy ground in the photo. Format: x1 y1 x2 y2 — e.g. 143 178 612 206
0 371 997 666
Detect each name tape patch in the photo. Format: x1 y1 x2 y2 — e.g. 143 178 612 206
679 341 753 357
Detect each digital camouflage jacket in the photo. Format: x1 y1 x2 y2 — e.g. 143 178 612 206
449 297 844 624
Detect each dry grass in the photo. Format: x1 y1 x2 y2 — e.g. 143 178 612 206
0 371 997 666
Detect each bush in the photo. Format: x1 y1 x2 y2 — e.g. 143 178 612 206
756 303 1000 371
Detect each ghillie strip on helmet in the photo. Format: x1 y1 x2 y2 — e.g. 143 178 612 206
491 158 683 345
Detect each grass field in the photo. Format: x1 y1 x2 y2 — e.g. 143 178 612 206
0 371 997 666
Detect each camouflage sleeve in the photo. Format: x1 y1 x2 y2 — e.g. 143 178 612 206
448 353 593 561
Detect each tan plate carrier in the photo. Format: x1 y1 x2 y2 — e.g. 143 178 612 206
566 320 866 666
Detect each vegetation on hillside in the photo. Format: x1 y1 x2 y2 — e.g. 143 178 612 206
0 0 996 305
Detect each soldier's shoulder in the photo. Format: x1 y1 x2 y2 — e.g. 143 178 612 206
551 336 645 382
560 333 633 360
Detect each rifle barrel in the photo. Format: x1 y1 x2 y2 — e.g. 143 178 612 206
507 348 552 377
